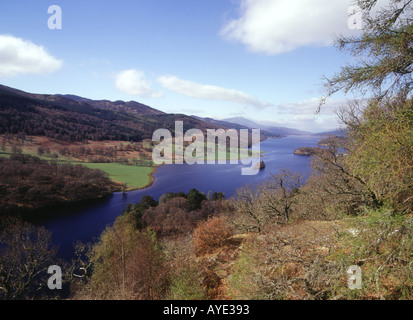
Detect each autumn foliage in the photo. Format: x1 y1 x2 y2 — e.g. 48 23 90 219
0 154 116 215
193 216 232 256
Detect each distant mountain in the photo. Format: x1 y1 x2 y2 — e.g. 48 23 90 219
0 84 228 142
222 117 312 136
262 126 313 136
221 117 263 129
193 116 283 139
191 115 250 130
314 129 347 137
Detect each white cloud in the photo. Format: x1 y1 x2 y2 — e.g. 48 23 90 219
275 97 344 131
221 0 356 55
278 97 340 115
0 34 62 77
157 75 273 109
115 69 162 98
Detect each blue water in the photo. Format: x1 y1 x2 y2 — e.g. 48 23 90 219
36 135 321 260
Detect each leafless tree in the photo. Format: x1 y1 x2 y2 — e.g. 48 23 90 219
231 170 303 232
0 217 58 300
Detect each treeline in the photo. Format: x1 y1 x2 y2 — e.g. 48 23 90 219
122 189 226 236
57 143 153 165
58 142 145 158
0 154 117 215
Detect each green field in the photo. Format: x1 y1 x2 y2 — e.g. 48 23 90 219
78 163 155 190
1 141 259 191
170 142 256 162
1 150 155 190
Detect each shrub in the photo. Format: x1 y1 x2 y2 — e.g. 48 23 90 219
168 266 206 300
193 216 232 256
331 208 413 299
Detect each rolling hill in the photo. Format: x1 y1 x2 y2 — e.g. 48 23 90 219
0 84 239 142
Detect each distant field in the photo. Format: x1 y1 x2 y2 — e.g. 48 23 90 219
0 135 158 190
76 162 155 190
169 142 255 162
1 135 258 190
1 151 154 190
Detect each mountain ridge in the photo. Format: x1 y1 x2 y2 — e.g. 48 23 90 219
0 84 227 142
222 116 314 136
0 84 326 142
191 115 283 138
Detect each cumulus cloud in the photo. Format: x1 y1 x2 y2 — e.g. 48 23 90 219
0 34 62 77
221 0 356 55
115 69 162 98
157 75 273 109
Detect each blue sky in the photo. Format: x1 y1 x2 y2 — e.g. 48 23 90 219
0 0 370 132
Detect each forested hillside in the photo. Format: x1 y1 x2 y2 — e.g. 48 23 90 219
0 85 234 142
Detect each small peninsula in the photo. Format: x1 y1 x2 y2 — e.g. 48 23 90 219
293 147 321 156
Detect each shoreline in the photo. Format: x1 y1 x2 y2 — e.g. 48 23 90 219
123 137 284 192
15 136 315 219
122 164 160 192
